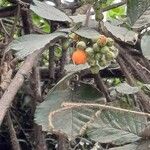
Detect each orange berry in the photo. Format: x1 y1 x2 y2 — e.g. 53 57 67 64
72 49 87 64
97 35 107 46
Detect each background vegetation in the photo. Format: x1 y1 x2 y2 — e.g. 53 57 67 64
0 0 150 149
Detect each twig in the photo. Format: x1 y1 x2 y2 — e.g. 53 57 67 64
136 62 150 75
84 5 92 27
94 74 111 102
0 5 17 18
6 112 21 150
10 4 20 40
49 46 55 81
0 19 10 36
0 50 42 125
0 32 65 126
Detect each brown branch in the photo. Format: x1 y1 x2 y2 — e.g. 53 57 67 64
0 50 41 125
0 32 65 126
94 74 111 102
0 5 17 18
6 112 21 150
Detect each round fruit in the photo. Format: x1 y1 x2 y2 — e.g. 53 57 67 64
105 51 115 61
93 43 100 52
107 38 114 47
97 35 107 47
69 33 80 41
76 41 86 50
72 49 87 64
85 47 94 57
100 46 110 54
95 53 102 60
90 65 100 74
87 58 97 66
99 56 107 67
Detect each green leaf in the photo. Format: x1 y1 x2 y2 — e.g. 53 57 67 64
70 15 98 29
50 106 101 139
141 34 150 60
127 0 150 29
109 143 138 150
31 13 50 33
87 109 147 146
64 64 90 73
31 0 71 22
109 140 150 150
6 32 66 59
74 27 100 39
115 82 140 94
107 6 126 19
104 22 138 45
35 79 104 132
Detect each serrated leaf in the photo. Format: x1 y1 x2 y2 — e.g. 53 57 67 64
115 82 140 94
104 22 138 45
109 140 150 150
87 109 147 146
141 34 150 60
70 15 98 28
6 32 66 59
35 79 104 132
74 27 100 39
50 106 101 139
127 0 150 29
31 0 71 22
109 143 137 150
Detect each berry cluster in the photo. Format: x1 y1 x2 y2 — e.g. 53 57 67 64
69 33 118 74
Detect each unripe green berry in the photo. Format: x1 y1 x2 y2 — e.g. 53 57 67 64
100 46 110 54
69 33 79 41
107 38 114 47
85 47 94 57
87 58 97 66
99 56 107 67
76 41 86 50
105 51 115 61
93 43 100 52
95 53 102 60
109 46 119 57
90 65 100 74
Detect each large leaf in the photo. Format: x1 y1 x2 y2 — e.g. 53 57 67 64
50 106 101 139
31 0 71 22
109 140 150 150
127 0 150 29
64 63 90 73
35 80 104 132
115 82 140 94
70 15 98 29
74 27 100 39
6 32 66 58
104 22 138 45
87 109 147 146
141 34 150 60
